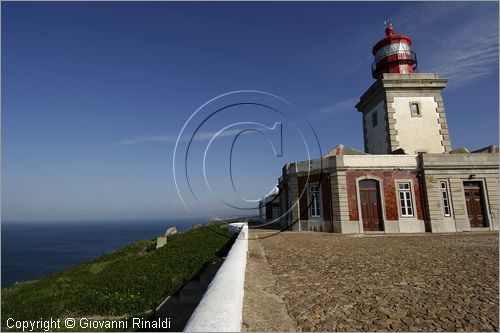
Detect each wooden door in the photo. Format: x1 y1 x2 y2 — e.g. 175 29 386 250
464 182 486 228
359 180 383 231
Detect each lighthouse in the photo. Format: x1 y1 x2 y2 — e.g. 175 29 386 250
277 22 499 237
371 23 417 79
355 23 452 155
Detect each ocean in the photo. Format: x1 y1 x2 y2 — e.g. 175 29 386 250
1 218 206 287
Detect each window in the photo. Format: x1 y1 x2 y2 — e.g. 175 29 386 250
410 102 421 117
440 181 451 217
309 185 321 217
398 182 414 217
272 207 280 220
372 112 378 127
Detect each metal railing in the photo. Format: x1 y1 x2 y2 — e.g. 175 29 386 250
371 51 418 74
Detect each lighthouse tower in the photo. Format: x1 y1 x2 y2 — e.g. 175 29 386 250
371 23 417 79
355 24 452 155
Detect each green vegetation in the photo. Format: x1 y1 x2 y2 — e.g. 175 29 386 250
2 225 235 330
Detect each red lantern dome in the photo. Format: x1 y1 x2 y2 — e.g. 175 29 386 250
371 24 418 79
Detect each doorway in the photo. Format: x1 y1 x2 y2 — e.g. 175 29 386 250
359 179 384 231
464 181 487 228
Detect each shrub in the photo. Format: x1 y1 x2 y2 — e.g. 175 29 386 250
1 225 235 330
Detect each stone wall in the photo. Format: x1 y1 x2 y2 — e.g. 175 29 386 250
420 154 499 232
344 169 425 233
346 169 424 221
391 96 443 153
295 173 333 232
363 99 389 154
330 170 351 233
281 152 498 234
286 174 299 230
356 73 451 155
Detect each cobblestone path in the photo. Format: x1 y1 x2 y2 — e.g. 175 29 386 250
242 230 297 332
243 230 498 332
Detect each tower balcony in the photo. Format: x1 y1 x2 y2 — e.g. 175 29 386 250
371 51 418 79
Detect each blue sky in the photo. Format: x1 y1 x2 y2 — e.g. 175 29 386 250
2 1 498 222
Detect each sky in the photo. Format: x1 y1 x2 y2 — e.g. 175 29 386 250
2 1 499 222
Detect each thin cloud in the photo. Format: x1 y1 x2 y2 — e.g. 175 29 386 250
428 26 498 88
394 2 498 89
318 98 358 115
306 97 358 122
115 129 246 145
115 135 178 145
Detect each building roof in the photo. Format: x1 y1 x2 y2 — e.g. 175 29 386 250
323 144 367 157
448 145 499 154
449 147 470 154
471 145 499 154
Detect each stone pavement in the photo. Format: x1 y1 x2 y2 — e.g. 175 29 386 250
242 230 297 332
243 230 498 332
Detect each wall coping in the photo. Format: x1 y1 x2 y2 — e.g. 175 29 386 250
341 155 418 168
419 153 499 169
286 154 419 174
184 223 248 332
284 153 499 175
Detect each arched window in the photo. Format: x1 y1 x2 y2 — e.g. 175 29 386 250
359 179 378 190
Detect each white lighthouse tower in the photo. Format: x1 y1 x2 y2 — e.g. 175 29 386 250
355 23 452 155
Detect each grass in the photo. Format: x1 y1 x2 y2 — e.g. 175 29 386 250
1 225 236 330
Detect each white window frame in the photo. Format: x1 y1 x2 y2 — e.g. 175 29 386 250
397 182 414 217
440 181 452 217
309 185 321 218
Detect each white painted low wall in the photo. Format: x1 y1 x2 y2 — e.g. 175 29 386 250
184 223 248 332
228 222 246 233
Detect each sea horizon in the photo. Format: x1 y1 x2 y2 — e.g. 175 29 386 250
1 216 212 225
1 217 219 287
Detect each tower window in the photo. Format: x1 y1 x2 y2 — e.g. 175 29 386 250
410 102 421 117
372 112 378 127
